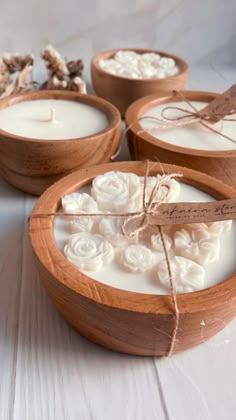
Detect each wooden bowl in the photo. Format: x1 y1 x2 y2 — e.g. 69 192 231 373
0 90 121 195
126 90 236 187
29 161 236 356
91 48 188 117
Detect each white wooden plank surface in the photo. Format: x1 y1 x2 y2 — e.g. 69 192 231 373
0 178 26 420
155 65 236 420
156 318 236 420
0 65 235 420
11 200 166 420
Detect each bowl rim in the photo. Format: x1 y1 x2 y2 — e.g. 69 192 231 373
29 161 236 316
91 47 188 82
0 90 121 143
125 90 236 157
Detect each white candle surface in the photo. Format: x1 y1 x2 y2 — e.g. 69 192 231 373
53 180 236 295
0 99 108 140
140 101 236 151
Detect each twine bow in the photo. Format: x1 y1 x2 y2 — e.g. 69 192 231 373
123 161 180 357
112 86 236 161
139 89 236 146
121 162 181 236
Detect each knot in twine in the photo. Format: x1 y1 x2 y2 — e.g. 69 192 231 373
152 90 236 145
112 87 236 161
120 160 180 357
121 161 178 239
30 160 182 357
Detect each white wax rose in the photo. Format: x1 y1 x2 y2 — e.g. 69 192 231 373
174 228 220 265
91 171 141 212
99 217 130 247
62 192 98 233
64 232 114 271
140 175 180 204
62 192 98 214
184 220 232 236
120 244 154 273
151 232 172 252
158 256 205 293
206 220 232 236
71 217 94 233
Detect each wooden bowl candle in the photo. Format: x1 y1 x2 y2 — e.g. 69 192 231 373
126 90 236 186
29 161 236 356
0 90 121 195
91 48 188 117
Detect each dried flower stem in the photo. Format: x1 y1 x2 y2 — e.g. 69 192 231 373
41 45 86 94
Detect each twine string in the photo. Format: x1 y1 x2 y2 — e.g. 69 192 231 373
115 89 236 151
27 90 236 354
30 160 179 356
121 163 179 240
158 225 179 356
159 90 236 145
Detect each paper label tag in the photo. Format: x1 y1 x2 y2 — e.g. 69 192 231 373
199 85 236 122
149 198 236 226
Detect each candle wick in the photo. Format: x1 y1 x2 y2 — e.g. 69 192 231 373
50 108 56 123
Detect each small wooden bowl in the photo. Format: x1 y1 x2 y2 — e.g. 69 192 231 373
29 161 236 356
126 90 236 187
91 48 188 117
0 90 121 195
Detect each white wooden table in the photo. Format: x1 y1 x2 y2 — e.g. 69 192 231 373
0 65 236 420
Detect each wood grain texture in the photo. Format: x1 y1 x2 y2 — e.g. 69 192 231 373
29 161 236 357
126 90 236 187
91 48 188 117
0 90 121 195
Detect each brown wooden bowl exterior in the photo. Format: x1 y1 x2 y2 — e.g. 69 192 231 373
29 161 236 356
0 90 121 195
126 90 236 187
91 48 188 117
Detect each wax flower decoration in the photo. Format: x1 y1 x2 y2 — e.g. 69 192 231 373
61 171 233 294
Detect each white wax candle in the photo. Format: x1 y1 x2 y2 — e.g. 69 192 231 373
140 101 236 151
0 99 108 140
53 182 236 295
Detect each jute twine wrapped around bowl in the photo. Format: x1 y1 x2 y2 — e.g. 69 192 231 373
114 85 236 163
143 87 236 145
30 160 236 356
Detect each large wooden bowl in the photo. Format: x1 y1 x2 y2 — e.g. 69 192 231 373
29 161 236 356
0 90 121 195
91 48 188 117
126 90 236 187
